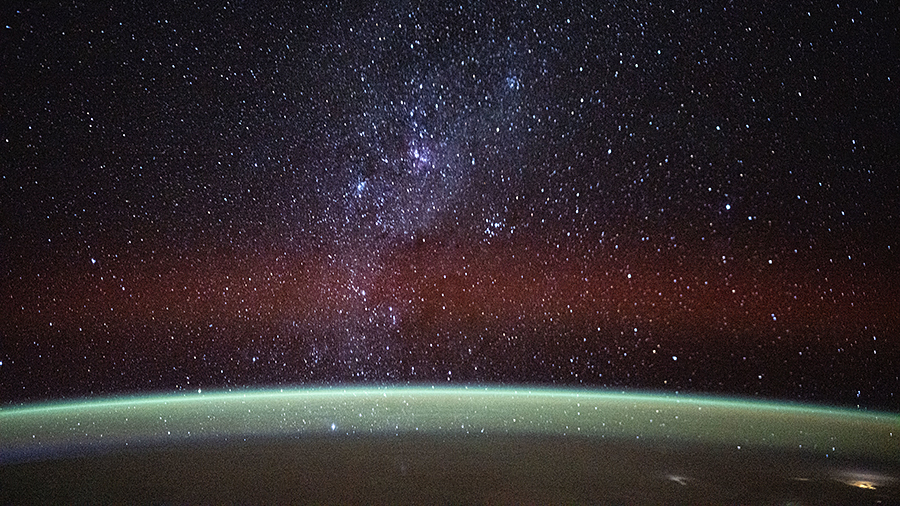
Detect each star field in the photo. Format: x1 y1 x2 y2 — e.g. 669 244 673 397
1 1 898 410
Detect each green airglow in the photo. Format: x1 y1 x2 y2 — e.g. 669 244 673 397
2 387 897 461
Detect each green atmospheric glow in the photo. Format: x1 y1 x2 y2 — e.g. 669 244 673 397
2 387 897 461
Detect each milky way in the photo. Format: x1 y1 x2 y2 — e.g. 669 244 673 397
1 2 897 410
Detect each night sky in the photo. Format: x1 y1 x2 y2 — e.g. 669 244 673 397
2 1 897 411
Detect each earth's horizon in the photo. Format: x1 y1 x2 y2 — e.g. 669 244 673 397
3 386 897 504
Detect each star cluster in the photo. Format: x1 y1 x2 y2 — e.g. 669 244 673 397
1 2 897 410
